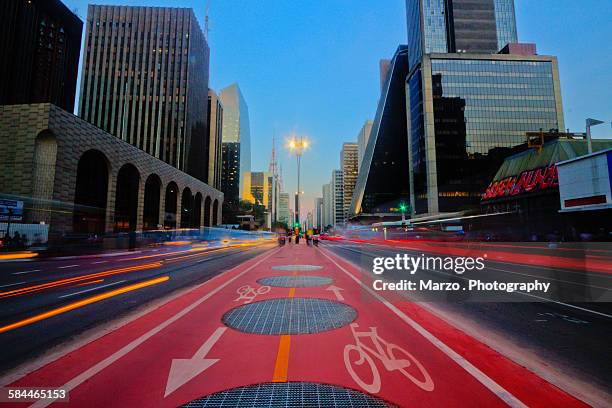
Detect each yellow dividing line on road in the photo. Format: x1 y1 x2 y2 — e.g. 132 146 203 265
272 285 296 382
0 276 169 334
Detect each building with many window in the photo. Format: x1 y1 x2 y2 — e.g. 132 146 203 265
207 89 223 189
332 169 344 227
405 0 564 216
357 120 373 172
221 143 239 206
408 53 564 215
220 83 250 203
341 142 358 222
277 192 290 225
78 5 210 182
314 197 323 230
241 172 271 208
0 0 83 112
322 183 333 229
405 0 517 69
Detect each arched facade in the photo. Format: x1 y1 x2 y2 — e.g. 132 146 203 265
114 164 140 232
180 187 194 228
194 192 203 228
213 199 219 226
143 174 162 230
204 196 212 227
73 149 109 234
164 181 179 229
0 104 224 241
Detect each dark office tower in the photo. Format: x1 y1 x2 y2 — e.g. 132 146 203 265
79 6 210 181
445 0 497 53
351 46 411 218
405 0 517 68
221 143 240 205
0 0 82 111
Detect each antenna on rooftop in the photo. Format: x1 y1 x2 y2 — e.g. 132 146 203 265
205 0 211 40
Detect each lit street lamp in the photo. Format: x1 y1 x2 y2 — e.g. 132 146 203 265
287 135 309 228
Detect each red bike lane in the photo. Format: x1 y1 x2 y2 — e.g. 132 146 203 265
4 244 588 407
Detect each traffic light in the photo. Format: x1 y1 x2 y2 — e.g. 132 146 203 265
399 202 407 213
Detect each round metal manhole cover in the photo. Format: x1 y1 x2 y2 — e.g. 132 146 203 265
271 264 323 271
222 298 357 335
257 275 333 287
182 382 394 407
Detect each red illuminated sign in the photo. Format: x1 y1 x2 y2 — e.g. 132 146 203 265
482 164 558 200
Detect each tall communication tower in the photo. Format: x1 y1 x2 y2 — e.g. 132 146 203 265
204 1 211 40
268 133 278 175
269 134 280 224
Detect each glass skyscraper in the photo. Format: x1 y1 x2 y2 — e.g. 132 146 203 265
220 83 251 204
405 0 565 215
408 55 564 214
406 0 518 69
493 0 518 51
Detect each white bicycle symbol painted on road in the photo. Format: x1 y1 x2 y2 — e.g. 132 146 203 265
343 323 434 393
234 284 271 304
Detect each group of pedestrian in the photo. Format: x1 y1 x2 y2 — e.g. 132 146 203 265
281 232 318 247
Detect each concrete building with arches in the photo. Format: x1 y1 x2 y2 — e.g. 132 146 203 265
0 104 223 242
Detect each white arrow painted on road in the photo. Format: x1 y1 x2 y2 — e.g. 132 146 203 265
326 285 344 301
164 326 227 397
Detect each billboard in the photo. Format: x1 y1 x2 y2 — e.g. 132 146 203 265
558 150 612 212
482 165 558 201
0 199 24 221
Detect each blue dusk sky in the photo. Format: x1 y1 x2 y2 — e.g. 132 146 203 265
64 0 612 214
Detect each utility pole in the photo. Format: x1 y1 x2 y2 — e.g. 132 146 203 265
586 118 604 154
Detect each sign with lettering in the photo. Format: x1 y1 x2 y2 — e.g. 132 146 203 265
482 165 558 201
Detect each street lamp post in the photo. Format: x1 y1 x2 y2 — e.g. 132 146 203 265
586 118 605 154
288 136 308 228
